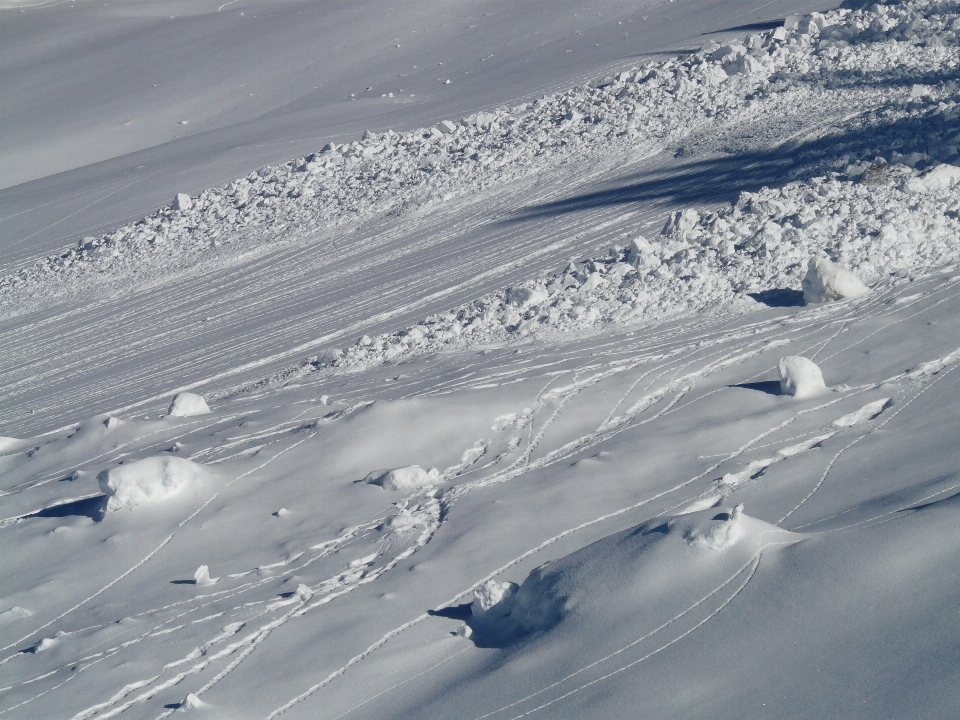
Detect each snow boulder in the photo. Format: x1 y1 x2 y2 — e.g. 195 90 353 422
801 257 869 304
168 392 210 417
363 465 439 491
778 356 827 399
172 193 193 211
97 455 208 511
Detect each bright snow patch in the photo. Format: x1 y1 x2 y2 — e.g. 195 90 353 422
802 257 870 304
363 465 439 491
833 398 892 427
778 356 827 399
168 392 210 417
97 455 208 511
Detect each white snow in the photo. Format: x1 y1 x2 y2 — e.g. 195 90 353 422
2 1 960 719
363 465 439 491
96 455 208 511
167 392 210 417
802 257 870 304
778 355 827 399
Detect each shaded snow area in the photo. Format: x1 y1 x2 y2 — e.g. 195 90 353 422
2 1 960 719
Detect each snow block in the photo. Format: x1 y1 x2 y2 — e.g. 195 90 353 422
904 164 960 194
168 392 210 417
778 356 827 399
97 455 208 511
364 465 439 491
172 193 193 211
437 120 458 134
801 257 869 304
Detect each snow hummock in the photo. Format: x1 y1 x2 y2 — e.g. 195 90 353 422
363 465 439 491
168 392 210 417
778 356 827 399
802 257 870 304
97 455 208 511
686 503 746 551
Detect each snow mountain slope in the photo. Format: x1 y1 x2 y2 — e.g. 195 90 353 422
2 1 960 718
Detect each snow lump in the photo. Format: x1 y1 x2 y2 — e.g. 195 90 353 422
778 356 827 399
363 465 439 491
168 392 210 417
802 257 869 304
97 455 208 511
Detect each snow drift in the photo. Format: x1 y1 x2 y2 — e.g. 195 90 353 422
97 455 208 511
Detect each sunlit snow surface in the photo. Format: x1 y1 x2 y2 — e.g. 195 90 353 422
2 0 960 718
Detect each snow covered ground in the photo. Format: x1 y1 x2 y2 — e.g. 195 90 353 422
2 0 960 718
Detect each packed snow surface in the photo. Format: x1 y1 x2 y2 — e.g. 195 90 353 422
2 1 960 719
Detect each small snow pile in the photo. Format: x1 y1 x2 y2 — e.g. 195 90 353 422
168 392 210 417
0 436 24 454
904 164 960 194
97 455 208 511
778 356 827 399
172 193 193 211
686 503 745 551
193 565 218 586
472 579 520 619
802 257 869 304
363 465 439 491
180 693 206 711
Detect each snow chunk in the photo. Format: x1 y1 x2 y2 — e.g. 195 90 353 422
168 392 210 417
801 257 869 304
363 465 439 491
172 193 193 211
193 565 218 586
472 579 519 618
437 120 458 134
904 164 960 194
97 456 208 511
778 356 827 399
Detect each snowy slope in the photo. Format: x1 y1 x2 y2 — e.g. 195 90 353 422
0 0 837 271
2 1 960 719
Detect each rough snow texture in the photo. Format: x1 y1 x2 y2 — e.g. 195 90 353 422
802 257 870 303
778 355 828 398
96 455 207 511
167 392 210 417
363 465 439 491
4 0 959 317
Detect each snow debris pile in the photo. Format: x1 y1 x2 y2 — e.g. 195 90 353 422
167 392 211 417
802 257 870 304
459 507 795 646
363 465 439 491
4 0 959 311
97 455 208 511
269 159 958 382
778 356 828 398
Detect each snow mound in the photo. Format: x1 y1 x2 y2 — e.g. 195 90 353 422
802 257 870 304
0 606 32 625
686 503 745 551
363 465 439 491
904 164 960 193
778 356 827 399
459 507 794 647
0 436 25 454
168 392 210 417
193 565 218 586
97 455 208 511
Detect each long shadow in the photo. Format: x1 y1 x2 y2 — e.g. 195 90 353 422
27 495 107 522
509 69 960 222
749 289 805 307
732 381 782 395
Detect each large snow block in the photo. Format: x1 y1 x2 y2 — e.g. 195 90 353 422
168 392 210 417
778 356 827 399
97 455 208 511
801 257 869 304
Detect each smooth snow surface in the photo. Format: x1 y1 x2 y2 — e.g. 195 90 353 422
2 1 960 719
